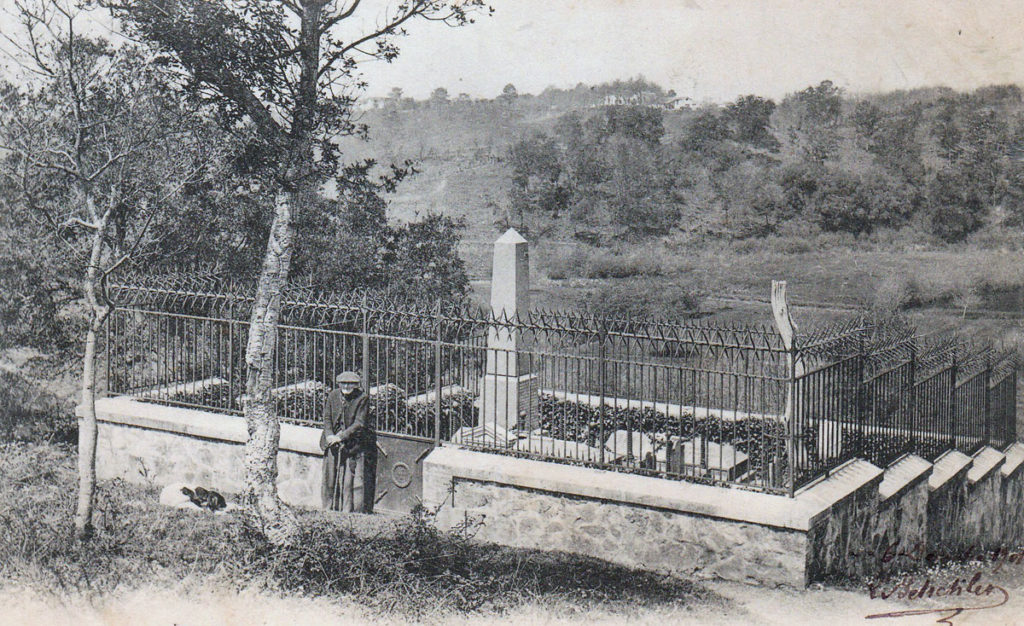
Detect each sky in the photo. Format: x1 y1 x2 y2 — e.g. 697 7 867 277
1 0 1022 104
354 0 1024 102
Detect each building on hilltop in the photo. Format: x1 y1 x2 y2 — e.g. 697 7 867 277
600 91 694 110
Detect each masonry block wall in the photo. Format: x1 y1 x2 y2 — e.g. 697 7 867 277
83 397 1024 588
433 475 808 587
927 450 972 552
963 446 1006 549
424 443 1024 587
1001 444 1024 546
805 472 882 582
85 397 324 509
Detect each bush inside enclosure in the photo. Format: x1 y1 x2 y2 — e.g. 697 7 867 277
371 388 477 440
0 442 707 618
536 394 788 470
155 382 238 412
839 430 952 466
138 379 477 438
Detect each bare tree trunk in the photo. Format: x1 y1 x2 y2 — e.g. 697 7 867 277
75 317 102 539
75 214 109 540
242 190 300 545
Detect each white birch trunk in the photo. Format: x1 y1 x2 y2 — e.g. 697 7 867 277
241 190 300 545
75 211 109 539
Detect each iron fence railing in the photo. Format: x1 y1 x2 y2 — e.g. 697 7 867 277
103 275 1018 496
792 338 1017 491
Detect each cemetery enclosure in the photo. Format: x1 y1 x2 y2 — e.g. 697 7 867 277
89 259 1024 586
102 273 1017 501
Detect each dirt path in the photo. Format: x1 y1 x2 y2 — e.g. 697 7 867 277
4 577 1023 626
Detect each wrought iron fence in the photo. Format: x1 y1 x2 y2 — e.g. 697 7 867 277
103 273 1018 496
791 328 1018 490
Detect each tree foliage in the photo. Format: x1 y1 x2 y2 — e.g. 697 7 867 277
104 0 489 544
505 79 1024 242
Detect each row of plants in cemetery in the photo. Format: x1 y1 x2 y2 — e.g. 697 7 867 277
369 386 478 440
535 393 790 472
137 377 477 439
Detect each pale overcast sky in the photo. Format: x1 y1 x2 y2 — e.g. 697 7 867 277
356 0 1024 102
2 0 1022 103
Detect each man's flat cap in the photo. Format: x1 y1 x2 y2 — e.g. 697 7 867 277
335 371 360 384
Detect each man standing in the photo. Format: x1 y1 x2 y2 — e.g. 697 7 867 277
320 371 376 513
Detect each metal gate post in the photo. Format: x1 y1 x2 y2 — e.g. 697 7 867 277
908 344 916 451
856 331 866 454
105 310 112 397
948 353 958 450
434 302 442 446
983 352 992 446
787 344 797 498
361 294 370 391
227 300 235 403
598 320 607 465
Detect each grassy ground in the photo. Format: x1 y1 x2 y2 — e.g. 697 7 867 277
0 441 719 623
5 439 1024 624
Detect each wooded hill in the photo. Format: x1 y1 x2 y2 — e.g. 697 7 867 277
341 79 1024 247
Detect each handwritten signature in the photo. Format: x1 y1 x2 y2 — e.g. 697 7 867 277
850 541 1024 573
865 571 1009 624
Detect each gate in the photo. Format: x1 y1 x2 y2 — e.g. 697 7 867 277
373 433 434 513
365 333 483 514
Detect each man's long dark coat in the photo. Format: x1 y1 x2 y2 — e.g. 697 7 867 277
320 388 377 512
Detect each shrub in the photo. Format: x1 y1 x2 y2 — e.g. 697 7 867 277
274 385 329 425
839 429 950 466
545 247 589 280
546 248 663 281
536 393 787 469
384 389 477 440
584 279 703 320
872 274 917 312
0 370 75 443
584 251 663 279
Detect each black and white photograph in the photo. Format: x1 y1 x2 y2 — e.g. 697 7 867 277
2 1 1024 624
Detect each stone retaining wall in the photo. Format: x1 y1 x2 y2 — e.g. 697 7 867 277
963 446 1006 550
424 446 885 587
424 443 1024 587
867 455 931 575
1001 443 1024 546
84 397 1024 588
927 450 972 552
805 470 882 582
440 478 808 586
84 397 324 508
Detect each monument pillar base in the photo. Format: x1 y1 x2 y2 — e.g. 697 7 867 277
480 373 539 431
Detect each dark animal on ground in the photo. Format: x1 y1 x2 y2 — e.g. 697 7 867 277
180 486 227 511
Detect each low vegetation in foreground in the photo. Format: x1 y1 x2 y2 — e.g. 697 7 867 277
0 440 712 621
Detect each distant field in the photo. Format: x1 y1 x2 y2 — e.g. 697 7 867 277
385 150 1024 327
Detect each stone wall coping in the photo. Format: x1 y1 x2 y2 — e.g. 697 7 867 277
78 397 323 456
879 454 933 502
426 445 881 532
929 450 972 491
967 446 1006 486
1002 442 1024 479
798 459 884 529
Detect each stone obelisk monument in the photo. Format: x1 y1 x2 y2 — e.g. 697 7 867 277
480 229 538 433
